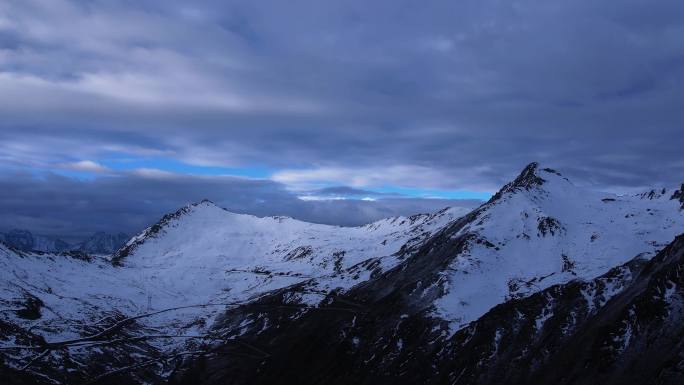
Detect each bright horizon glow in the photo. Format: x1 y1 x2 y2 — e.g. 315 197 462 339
43 155 493 201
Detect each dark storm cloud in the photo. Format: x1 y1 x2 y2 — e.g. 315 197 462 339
0 172 479 241
0 0 683 236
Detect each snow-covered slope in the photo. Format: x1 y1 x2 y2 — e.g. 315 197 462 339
200 235 684 385
431 164 683 330
111 200 468 313
0 201 469 370
0 245 136 342
171 164 683 385
1 163 682 384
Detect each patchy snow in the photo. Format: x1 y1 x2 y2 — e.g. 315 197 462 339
534 297 555 332
663 280 678 301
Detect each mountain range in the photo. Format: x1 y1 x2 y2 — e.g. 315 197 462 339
1 163 682 384
0 230 129 255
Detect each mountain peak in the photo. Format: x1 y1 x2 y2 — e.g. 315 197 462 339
509 162 545 189
110 200 224 265
488 162 569 203
185 199 223 212
490 162 562 202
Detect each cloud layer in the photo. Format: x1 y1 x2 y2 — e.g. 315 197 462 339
0 171 480 241
0 0 682 238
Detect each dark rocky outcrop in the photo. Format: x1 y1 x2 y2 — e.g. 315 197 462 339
488 162 546 203
537 216 564 237
671 184 684 209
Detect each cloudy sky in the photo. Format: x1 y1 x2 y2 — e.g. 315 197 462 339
1 0 682 240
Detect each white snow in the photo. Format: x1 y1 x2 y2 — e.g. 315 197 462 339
1 164 681 361
0 202 467 350
432 167 683 331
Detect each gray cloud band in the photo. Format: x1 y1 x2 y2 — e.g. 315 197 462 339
0 0 682 238
0 172 480 241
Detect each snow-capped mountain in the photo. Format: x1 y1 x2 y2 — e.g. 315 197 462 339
167 163 682 384
197 233 684 385
1 163 682 384
0 199 470 384
0 229 71 253
430 164 682 331
76 232 130 255
108 199 470 319
0 230 129 254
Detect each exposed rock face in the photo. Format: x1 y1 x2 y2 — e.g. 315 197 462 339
537 216 564 236
488 162 546 202
672 184 684 209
